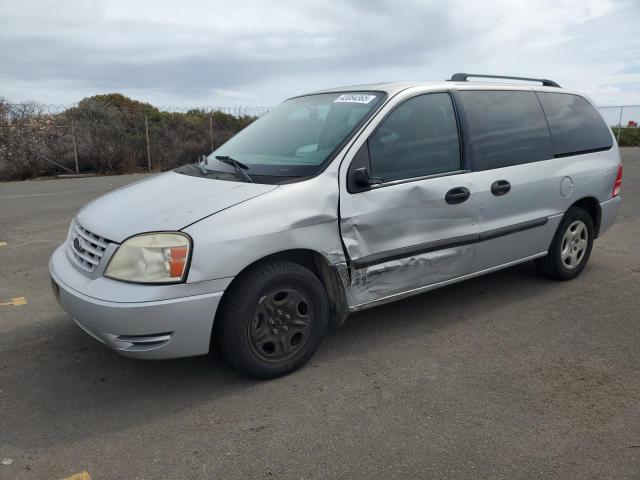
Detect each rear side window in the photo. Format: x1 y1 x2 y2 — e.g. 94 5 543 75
458 90 552 171
368 93 460 182
537 92 613 157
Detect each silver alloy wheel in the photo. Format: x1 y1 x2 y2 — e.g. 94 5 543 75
561 220 588 269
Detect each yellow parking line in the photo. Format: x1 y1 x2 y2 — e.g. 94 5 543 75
63 472 91 480
0 241 6 247
0 297 27 307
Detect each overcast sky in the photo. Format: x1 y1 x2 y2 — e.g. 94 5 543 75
1 0 639 108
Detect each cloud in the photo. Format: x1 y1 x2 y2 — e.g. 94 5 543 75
0 0 638 106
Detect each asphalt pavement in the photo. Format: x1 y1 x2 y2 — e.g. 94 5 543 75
1 150 639 479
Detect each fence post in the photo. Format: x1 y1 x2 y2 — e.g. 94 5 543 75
71 115 79 174
144 115 151 171
617 106 624 144
209 112 214 152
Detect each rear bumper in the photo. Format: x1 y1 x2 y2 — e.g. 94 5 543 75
599 196 622 236
49 244 224 359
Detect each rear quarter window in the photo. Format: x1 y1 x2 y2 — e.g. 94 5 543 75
536 92 613 157
458 90 553 171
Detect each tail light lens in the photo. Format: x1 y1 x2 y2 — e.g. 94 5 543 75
613 163 622 197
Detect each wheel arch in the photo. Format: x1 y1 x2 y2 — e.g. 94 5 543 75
214 249 349 331
570 197 602 237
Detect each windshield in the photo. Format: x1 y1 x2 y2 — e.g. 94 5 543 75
206 92 385 177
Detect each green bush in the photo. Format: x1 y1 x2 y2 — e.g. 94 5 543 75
612 127 640 147
0 94 258 181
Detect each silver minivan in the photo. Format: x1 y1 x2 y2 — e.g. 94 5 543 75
49 73 623 378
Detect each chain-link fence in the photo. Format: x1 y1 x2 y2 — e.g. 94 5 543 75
1 99 639 182
0 98 269 181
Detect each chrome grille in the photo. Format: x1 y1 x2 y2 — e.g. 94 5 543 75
67 220 111 273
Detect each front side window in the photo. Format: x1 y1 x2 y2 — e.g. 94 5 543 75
207 92 385 178
368 93 461 182
537 92 613 157
458 90 552 171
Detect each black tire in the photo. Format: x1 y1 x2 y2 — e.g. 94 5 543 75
214 260 329 379
535 206 595 280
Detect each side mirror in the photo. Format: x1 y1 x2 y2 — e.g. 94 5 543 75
353 167 382 187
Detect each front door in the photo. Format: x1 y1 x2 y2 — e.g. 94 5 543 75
339 92 480 308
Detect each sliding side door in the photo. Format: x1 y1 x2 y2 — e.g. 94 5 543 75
455 89 555 272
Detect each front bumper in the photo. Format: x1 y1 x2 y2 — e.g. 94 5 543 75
49 244 227 359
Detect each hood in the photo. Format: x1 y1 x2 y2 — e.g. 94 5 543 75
76 171 278 242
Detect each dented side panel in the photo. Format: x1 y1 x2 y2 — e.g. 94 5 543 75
346 245 476 307
338 171 481 308
340 174 480 259
331 85 486 309
183 169 345 283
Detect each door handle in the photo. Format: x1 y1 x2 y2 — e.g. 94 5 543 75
445 187 470 204
491 180 511 196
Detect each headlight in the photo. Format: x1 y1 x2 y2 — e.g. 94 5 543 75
105 233 191 284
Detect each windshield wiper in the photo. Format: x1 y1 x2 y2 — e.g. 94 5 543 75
215 155 254 183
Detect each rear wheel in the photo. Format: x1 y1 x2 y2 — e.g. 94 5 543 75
535 207 594 280
215 260 329 379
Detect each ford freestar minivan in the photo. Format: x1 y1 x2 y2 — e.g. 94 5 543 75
50 73 623 378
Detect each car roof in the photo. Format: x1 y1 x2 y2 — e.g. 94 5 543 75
300 80 577 97
304 82 426 96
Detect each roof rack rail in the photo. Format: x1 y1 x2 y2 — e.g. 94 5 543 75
449 73 561 88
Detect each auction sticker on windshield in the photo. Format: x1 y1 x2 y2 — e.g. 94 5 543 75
334 93 377 104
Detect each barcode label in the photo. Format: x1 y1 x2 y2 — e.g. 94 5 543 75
334 93 377 104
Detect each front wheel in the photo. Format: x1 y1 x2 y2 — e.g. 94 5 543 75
535 206 594 280
215 260 329 379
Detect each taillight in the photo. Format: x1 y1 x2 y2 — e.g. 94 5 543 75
613 163 623 197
